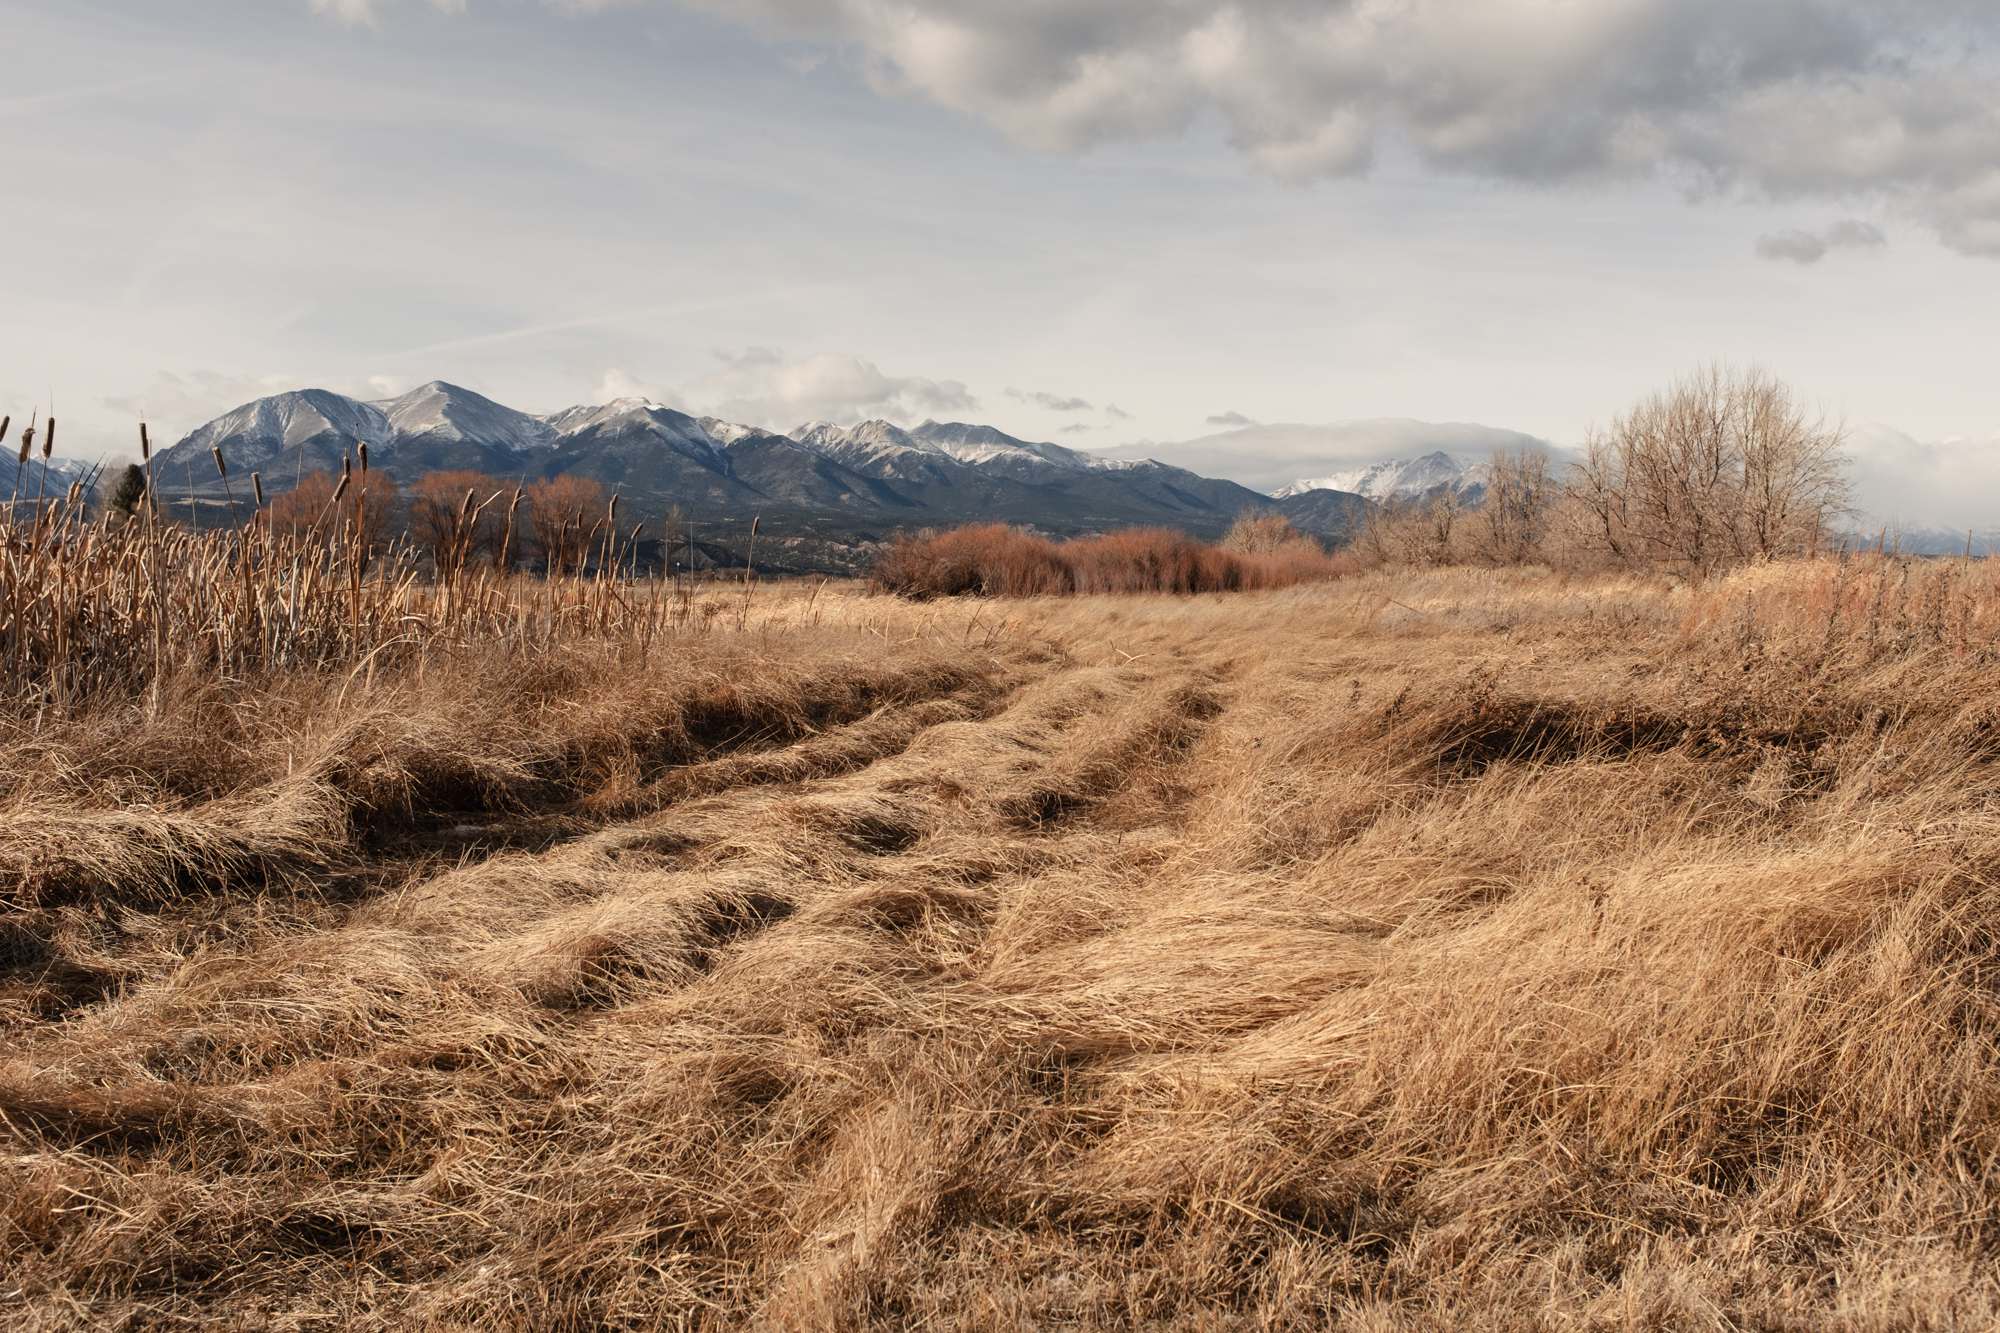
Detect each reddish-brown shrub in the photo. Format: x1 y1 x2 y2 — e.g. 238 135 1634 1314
872 521 1338 598
871 524 1074 599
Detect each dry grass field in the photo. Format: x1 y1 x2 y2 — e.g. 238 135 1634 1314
7 543 2000 1328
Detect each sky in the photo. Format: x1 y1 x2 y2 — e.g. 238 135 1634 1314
3 0 1998 525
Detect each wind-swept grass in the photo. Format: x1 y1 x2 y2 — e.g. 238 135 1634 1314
8 530 2000 1327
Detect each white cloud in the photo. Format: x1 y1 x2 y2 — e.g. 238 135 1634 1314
302 3 2000 254
661 0 2000 258
1205 410 1258 429
1006 387 1095 413
1756 218 1887 263
593 367 673 405
691 348 975 428
311 0 464 24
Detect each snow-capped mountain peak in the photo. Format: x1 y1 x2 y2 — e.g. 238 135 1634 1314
791 419 922 453
378 381 553 453
906 420 1098 472
547 397 729 465
173 388 393 468
698 417 771 448
1277 451 1478 502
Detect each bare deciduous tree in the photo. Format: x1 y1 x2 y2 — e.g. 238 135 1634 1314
526 475 607 576
267 470 400 548
1564 365 1848 573
410 470 506 578
1471 447 1553 565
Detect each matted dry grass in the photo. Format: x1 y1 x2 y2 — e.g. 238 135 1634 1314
6 560 2000 1329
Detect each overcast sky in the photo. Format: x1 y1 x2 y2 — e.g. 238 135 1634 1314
4 0 1997 524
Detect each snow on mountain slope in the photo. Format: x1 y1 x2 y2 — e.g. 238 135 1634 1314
378 381 553 452
791 418 1140 482
1094 419 1550 495
1275 451 1477 502
697 417 772 448
787 420 961 482
171 389 393 469
906 420 1097 471
547 398 727 464
0 452 94 497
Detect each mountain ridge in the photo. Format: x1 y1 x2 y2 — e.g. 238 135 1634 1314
148 384 1370 558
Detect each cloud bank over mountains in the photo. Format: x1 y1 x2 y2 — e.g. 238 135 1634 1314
319 1 2000 258
563 351 978 434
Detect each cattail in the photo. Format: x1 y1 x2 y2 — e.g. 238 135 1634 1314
331 473 350 505
15 429 28 467
139 422 151 462
358 441 369 474
212 446 228 480
0 416 10 447
43 417 54 459
252 472 265 507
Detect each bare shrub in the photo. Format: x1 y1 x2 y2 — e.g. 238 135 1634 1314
1353 368 1848 576
873 522 1340 598
1220 511 1302 555
1066 528 1219 594
1469 447 1554 565
1569 364 1848 573
871 523 1074 598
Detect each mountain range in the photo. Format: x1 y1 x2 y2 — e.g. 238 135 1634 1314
1094 419 1553 496
147 383 1371 560
1 446 95 501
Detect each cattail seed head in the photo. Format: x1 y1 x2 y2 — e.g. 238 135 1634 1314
43 418 54 459
252 472 265 507
331 474 351 506
0 416 10 446
358 441 369 474
139 422 151 461
211 447 228 480
16 431 28 466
